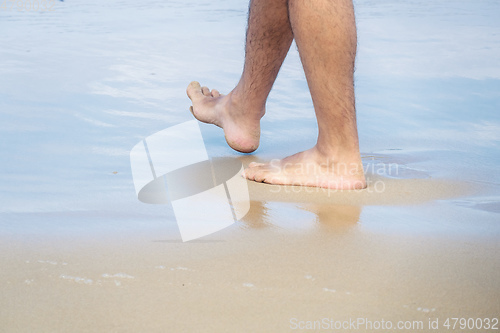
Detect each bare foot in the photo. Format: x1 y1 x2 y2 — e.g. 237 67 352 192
243 146 367 190
186 81 263 153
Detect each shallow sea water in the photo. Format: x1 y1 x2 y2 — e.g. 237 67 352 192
1 0 499 331
1 0 498 235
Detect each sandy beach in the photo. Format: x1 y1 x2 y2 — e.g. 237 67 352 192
1 0 499 332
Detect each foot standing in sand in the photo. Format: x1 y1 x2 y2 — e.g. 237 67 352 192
187 0 366 190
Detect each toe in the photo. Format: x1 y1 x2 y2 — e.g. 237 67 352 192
242 167 256 181
201 86 211 96
211 89 220 97
187 81 204 101
253 170 267 183
186 81 205 103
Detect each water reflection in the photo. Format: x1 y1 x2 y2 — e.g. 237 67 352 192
240 200 271 230
241 200 361 233
308 204 362 232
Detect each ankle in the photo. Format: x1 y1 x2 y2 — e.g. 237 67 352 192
230 87 266 119
312 145 364 176
314 144 360 161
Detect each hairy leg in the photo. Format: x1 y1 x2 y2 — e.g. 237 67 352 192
244 0 366 189
187 0 293 153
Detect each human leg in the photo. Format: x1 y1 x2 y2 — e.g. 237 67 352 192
243 0 366 189
186 0 293 153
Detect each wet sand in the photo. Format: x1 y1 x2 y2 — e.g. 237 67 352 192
1 218 499 333
1 167 499 332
